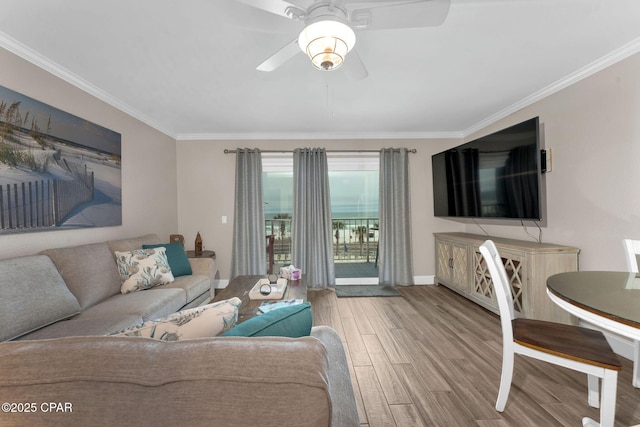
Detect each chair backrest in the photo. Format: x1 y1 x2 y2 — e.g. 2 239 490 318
623 239 640 273
479 240 515 343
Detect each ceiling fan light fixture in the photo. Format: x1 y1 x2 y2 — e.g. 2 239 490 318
298 20 356 71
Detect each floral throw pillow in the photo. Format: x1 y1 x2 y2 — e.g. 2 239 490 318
115 248 175 294
113 297 242 341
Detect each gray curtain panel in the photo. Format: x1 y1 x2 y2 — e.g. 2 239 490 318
291 148 335 288
230 148 266 280
379 148 414 286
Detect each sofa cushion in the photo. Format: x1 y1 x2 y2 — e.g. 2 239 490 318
0 255 81 341
114 297 241 341
77 288 186 321
18 315 144 340
154 274 210 304
115 248 175 294
40 242 122 310
221 302 312 338
142 242 192 277
107 234 162 260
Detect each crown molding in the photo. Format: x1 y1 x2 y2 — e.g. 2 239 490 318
463 36 640 138
0 31 177 139
175 131 463 141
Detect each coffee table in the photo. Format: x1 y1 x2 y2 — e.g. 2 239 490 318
213 275 307 324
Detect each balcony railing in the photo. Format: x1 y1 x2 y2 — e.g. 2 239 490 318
265 217 379 268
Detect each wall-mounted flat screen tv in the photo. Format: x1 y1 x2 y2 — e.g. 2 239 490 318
432 117 542 221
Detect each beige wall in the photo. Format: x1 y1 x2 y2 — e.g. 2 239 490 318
462 52 640 271
0 48 179 259
176 139 459 281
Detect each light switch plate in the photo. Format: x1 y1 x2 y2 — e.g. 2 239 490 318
545 148 552 172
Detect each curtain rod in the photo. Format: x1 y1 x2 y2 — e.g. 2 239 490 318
224 148 417 154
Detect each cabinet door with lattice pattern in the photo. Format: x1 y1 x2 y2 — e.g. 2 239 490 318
436 239 470 293
451 244 469 289
473 249 526 315
436 240 453 284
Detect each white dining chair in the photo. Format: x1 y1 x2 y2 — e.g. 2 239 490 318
623 238 640 387
479 240 621 427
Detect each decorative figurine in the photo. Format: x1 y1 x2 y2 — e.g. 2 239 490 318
195 232 203 256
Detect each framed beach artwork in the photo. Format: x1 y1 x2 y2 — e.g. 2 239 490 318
0 84 121 234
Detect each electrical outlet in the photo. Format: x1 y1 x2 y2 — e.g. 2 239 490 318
222 216 227 224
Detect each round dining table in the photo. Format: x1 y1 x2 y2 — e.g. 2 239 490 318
547 271 640 388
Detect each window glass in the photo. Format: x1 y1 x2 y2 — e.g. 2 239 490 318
262 152 379 219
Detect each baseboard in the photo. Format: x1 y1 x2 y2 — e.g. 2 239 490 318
413 275 435 285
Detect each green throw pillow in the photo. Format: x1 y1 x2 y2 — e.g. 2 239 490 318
221 302 312 338
142 242 192 277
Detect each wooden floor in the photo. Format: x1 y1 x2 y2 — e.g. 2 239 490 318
307 285 640 427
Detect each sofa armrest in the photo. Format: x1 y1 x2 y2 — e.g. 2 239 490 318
0 335 334 426
311 326 360 426
188 257 216 279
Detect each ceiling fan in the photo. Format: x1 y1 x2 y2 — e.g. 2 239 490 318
233 0 451 78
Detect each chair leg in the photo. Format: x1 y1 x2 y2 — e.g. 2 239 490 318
496 350 514 412
581 417 599 427
598 369 618 427
633 340 640 388
587 374 600 408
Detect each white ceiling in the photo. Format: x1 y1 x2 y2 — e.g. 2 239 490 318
1 0 639 140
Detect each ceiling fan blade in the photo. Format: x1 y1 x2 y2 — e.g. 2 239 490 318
342 0 405 3
342 49 368 80
219 1 301 33
350 0 451 30
233 0 306 20
257 38 302 71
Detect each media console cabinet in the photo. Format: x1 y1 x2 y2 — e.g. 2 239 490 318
434 232 580 324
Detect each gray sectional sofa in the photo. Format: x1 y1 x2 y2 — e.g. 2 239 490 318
0 234 359 426
0 234 215 342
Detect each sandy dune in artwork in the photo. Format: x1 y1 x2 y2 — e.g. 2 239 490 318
0 130 121 231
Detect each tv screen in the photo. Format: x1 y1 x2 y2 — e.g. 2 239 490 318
432 117 542 220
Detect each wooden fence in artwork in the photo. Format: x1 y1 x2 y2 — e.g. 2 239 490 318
0 168 94 230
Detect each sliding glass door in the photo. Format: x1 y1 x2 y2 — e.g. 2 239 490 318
327 153 379 284
262 152 379 284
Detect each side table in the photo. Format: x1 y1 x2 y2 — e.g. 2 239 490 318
186 250 216 259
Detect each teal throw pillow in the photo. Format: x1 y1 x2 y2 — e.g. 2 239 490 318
221 302 312 338
142 242 192 277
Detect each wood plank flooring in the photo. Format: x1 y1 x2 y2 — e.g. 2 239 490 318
307 285 640 427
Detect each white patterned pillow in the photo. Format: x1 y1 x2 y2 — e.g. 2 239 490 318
113 297 242 341
115 248 174 294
